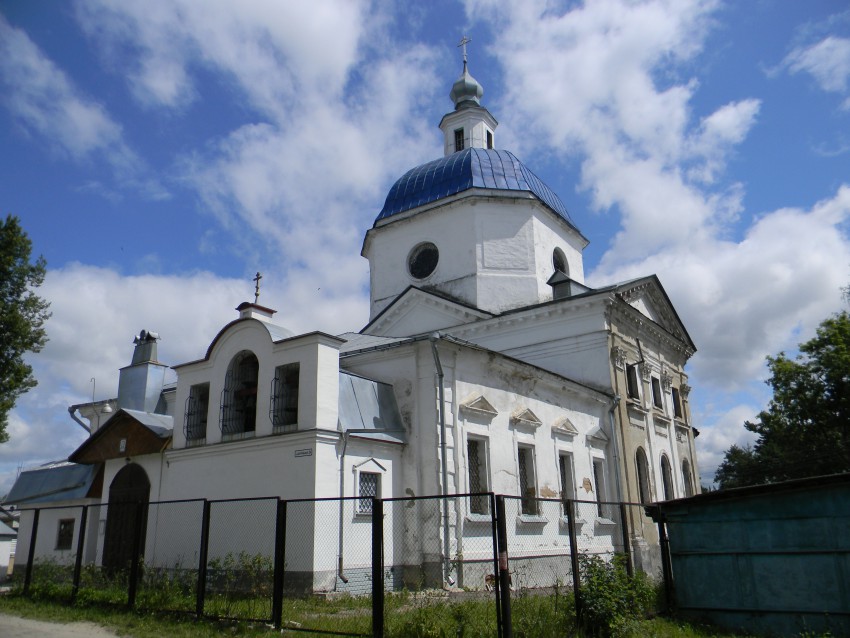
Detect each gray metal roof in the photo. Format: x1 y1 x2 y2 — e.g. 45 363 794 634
338 371 406 444
0 520 15 538
337 332 412 354
5 463 99 505
120 409 173 437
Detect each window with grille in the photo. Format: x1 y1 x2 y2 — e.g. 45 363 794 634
56 518 75 550
271 363 300 432
517 446 538 515
626 364 640 400
184 383 209 443
359 472 379 514
454 128 464 152
467 438 489 514
220 351 259 437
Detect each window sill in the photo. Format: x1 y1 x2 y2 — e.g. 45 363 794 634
517 514 548 525
465 513 492 524
627 401 648 414
222 431 256 442
185 438 206 448
595 517 617 527
273 424 297 435
653 412 671 424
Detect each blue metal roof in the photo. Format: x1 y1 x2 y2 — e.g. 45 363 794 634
376 148 576 227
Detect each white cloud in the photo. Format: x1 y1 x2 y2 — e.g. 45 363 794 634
783 35 850 107
0 14 167 199
695 404 759 485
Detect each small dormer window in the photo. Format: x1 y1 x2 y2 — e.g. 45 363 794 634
454 128 464 152
486 130 493 149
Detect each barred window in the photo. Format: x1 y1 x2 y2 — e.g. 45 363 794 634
184 383 209 443
220 351 259 438
454 128 464 152
467 438 489 514
271 363 300 432
359 472 379 514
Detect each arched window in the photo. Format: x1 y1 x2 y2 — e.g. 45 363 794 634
635 447 651 503
660 454 674 500
220 350 259 439
682 459 694 497
552 248 569 275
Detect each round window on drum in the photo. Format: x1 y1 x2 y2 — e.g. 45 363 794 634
408 242 439 279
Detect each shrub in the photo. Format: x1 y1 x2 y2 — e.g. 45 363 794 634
577 553 656 637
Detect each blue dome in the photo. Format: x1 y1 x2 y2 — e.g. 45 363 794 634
376 148 576 228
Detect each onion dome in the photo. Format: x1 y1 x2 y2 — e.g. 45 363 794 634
449 61 484 109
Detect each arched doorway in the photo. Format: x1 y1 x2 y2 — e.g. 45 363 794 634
103 463 150 574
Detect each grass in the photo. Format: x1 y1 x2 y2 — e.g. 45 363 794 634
0 590 778 638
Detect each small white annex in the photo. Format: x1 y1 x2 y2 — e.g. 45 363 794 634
7 55 700 590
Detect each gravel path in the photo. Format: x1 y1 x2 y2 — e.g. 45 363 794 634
0 613 120 637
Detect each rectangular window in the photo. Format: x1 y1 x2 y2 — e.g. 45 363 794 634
359 472 379 514
467 438 490 514
592 459 606 517
651 377 663 409
56 518 75 550
517 446 538 515
626 364 640 400
671 387 683 419
271 363 300 432
184 383 209 443
486 130 493 149
454 128 464 152
558 453 575 514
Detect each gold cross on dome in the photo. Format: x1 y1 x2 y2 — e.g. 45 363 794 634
253 271 262 304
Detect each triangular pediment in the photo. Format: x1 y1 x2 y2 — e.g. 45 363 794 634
362 287 492 337
614 276 695 351
510 407 542 429
552 416 578 435
460 394 498 419
353 457 386 473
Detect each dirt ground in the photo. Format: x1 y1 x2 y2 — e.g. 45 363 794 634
0 613 120 637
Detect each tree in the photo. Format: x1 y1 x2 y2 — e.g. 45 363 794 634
0 215 51 442
715 310 850 489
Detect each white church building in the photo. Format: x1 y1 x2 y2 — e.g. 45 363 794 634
7 53 699 591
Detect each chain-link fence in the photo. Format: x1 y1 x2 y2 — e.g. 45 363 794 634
14 493 670 636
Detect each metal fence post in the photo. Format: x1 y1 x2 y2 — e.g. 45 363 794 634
656 515 675 612
127 501 145 609
23 508 40 596
566 499 581 623
195 500 211 619
619 502 633 577
272 499 287 629
489 493 503 638
495 495 512 638
71 505 89 602
371 497 384 638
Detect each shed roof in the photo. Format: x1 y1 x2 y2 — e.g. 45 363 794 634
338 371 406 445
5 462 101 505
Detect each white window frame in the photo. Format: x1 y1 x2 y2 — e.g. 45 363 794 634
353 458 386 515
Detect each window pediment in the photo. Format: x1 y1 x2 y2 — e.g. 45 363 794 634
551 416 578 436
510 407 542 429
460 394 498 420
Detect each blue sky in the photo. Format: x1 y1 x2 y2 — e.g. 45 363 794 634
1 0 849 493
